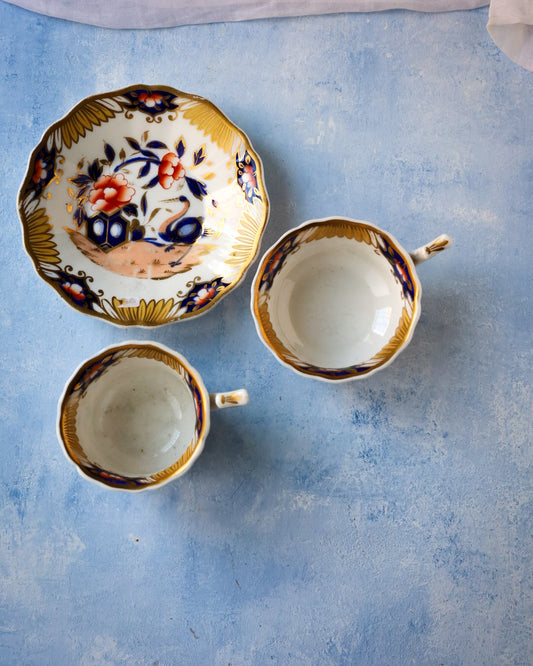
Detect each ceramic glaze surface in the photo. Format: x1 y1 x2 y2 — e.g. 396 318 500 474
269 238 405 367
77 357 196 477
18 85 269 326
1 4 532 665
252 219 420 380
58 343 212 490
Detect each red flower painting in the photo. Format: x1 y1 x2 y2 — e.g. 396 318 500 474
138 91 164 108
32 158 47 183
88 173 135 214
158 152 186 189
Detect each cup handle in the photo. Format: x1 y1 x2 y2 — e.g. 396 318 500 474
209 389 249 410
409 234 452 266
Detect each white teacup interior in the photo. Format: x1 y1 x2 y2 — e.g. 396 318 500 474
268 236 406 368
77 356 196 477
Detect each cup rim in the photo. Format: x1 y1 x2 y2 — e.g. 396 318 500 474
56 340 211 491
250 216 422 382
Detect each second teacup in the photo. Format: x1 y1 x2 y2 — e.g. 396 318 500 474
251 217 451 382
57 341 248 491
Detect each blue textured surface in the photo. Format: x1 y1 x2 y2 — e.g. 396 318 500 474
1 3 532 664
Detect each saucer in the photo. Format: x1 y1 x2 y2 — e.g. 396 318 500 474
18 85 269 326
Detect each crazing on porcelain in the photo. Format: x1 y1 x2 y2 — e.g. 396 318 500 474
19 86 269 326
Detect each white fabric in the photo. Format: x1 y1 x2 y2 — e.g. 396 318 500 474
487 0 533 71
5 0 488 30
5 0 533 70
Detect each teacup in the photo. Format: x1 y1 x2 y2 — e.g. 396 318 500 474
57 341 248 491
251 217 451 382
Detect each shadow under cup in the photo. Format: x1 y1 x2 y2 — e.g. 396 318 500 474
252 219 420 381
58 344 208 490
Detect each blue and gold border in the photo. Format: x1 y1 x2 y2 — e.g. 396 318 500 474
18 85 269 327
252 218 421 382
58 342 210 491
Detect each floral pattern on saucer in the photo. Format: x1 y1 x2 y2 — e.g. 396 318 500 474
66 134 211 280
19 85 269 326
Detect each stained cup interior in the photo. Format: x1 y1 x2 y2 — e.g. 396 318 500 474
253 220 419 379
79 357 195 477
59 345 206 488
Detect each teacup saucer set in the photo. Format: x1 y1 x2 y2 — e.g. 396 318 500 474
18 85 451 492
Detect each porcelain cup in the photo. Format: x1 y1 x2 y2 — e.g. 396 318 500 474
57 341 248 491
251 217 452 382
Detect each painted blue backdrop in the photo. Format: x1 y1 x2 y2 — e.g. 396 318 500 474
0 2 532 664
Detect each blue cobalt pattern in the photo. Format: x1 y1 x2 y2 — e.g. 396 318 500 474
60 345 208 490
26 144 57 201
121 88 181 117
255 220 418 379
177 276 230 316
52 267 102 311
258 234 300 291
4 5 532 665
236 151 262 203
377 235 416 301
18 84 269 325
69 137 208 257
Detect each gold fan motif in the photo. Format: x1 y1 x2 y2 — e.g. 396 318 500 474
51 97 123 150
58 342 208 489
226 211 265 267
22 205 60 265
181 98 242 155
304 220 380 249
101 297 177 326
59 399 87 465
19 86 268 326
364 305 413 368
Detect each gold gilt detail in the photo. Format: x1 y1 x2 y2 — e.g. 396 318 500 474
102 297 176 326
50 98 122 150
256 299 300 366
226 211 264 267
120 344 186 374
181 98 241 155
60 398 91 468
220 393 242 405
303 220 380 249
426 237 450 254
364 305 413 369
22 206 60 265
